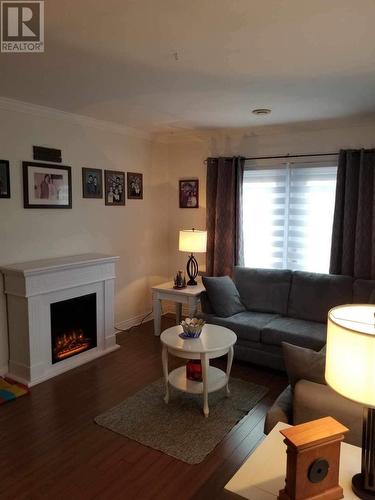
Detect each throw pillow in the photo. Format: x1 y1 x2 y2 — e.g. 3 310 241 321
282 342 326 389
202 276 246 317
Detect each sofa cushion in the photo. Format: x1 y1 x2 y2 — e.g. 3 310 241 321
353 279 375 303
199 311 278 343
234 341 285 371
287 271 353 323
264 385 293 435
282 342 326 388
199 291 214 314
261 317 326 351
293 379 363 447
202 276 246 317
233 267 292 315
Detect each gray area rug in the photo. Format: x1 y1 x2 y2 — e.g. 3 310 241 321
95 378 268 464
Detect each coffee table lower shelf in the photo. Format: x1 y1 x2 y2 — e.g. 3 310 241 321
168 365 227 394
161 325 236 416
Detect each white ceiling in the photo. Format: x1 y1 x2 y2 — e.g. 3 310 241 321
1 0 375 133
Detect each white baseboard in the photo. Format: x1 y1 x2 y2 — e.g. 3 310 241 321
115 308 179 332
162 304 174 314
0 364 8 377
163 304 192 316
115 304 198 333
115 311 155 332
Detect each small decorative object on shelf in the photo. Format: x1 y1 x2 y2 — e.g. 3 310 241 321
278 416 348 500
186 360 202 381
180 317 205 339
173 270 186 289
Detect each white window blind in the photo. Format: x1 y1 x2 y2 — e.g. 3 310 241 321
243 163 337 273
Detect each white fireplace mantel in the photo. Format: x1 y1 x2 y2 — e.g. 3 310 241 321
1 253 120 386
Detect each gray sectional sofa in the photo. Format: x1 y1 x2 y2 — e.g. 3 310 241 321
200 267 375 371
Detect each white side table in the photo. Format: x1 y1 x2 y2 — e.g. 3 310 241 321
160 324 237 417
151 280 205 336
224 422 361 499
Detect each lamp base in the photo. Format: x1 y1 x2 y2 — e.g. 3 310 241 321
354 408 375 499
186 254 198 286
352 474 375 499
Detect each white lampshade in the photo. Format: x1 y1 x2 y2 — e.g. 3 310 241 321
179 229 207 253
325 304 375 408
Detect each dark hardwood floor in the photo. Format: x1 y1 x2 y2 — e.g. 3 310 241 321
0 315 287 500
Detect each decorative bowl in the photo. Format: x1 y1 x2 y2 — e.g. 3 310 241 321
180 317 205 339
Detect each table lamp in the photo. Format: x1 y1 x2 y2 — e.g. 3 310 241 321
179 228 207 286
326 304 375 499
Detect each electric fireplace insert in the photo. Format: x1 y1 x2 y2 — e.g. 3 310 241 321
50 293 97 364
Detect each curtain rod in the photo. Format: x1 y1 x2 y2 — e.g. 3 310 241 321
245 152 338 161
205 152 339 164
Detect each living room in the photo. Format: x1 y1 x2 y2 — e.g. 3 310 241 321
1 1 375 499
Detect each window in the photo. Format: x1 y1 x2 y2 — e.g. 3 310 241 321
243 162 337 273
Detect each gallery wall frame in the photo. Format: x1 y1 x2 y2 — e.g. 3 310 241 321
23 161 72 209
179 179 199 208
0 160 10 199
82 167 103 199
104 170 126 206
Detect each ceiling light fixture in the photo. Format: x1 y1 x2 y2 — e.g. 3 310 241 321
252 108 272 115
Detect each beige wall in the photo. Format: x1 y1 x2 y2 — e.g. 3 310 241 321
2 105 375 375
166 138 208 279
162 118 375 278
0 104 170 373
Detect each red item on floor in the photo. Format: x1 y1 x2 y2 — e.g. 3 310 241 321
186 360 202 382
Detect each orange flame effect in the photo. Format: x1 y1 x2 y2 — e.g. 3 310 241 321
53 328 92 361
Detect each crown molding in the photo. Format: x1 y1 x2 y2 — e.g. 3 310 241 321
155 114 375 144
0 96 152 141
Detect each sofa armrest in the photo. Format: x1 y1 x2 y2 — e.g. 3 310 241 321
200 291 214 314
294 379 363 447
264 385 293 435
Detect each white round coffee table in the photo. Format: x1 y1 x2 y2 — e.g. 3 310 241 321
160 324 237 417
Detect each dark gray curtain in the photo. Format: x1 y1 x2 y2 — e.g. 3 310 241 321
330 149 375 279
206 156 244 276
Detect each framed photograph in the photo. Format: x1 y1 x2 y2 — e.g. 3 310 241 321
127 172 143 200
82 168 103 199
23 161 72 209
104 170 125 206
0 160 10 198
179 179 199 208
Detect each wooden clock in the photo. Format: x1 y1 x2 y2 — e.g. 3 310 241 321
278 417 349 500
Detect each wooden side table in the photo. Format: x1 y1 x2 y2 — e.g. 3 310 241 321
224 422 361 500
151 280 205 336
